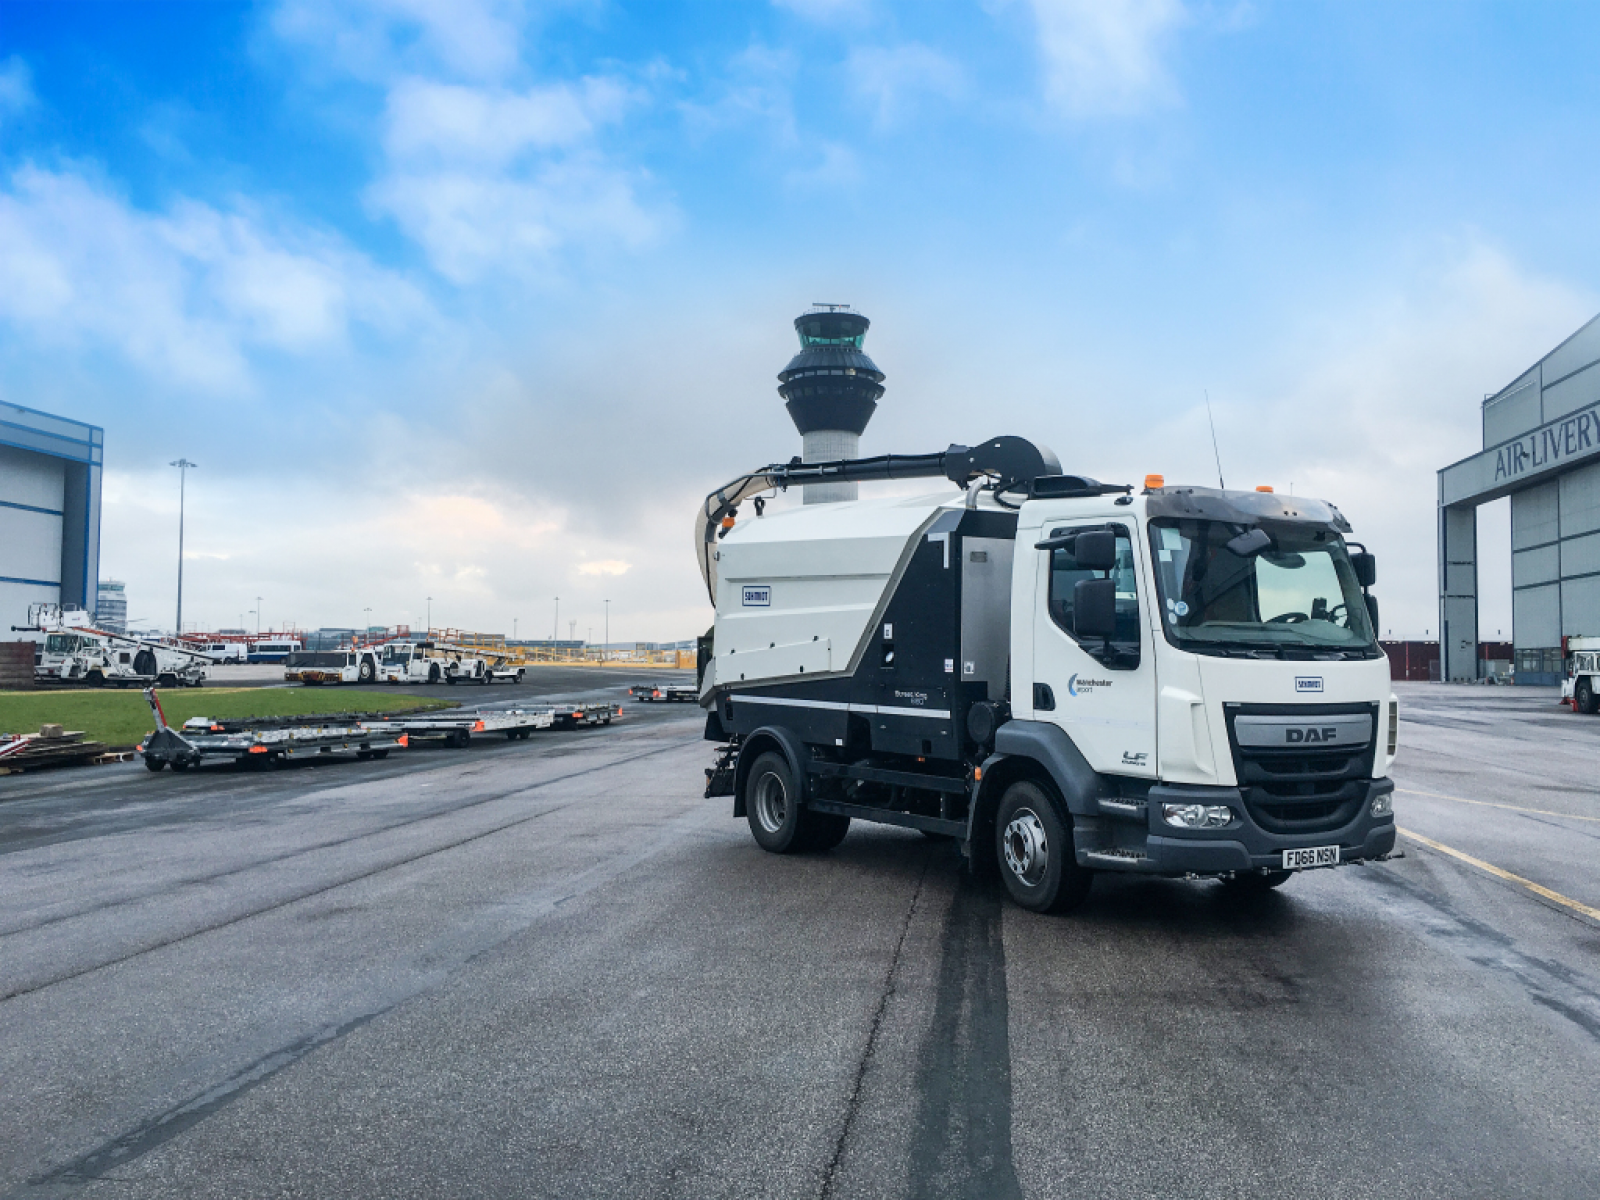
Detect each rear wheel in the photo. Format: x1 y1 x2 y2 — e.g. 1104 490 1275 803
144 757 165 772
86 670 105 687
745 751 838 853
450 729 470 748
994 781 1093 914
428 664 441 684
358 658 375 683
373 749 389 760
157 673 178 688
1578 677 1598 714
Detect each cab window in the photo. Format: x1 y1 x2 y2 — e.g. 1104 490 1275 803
1047 524 1141 669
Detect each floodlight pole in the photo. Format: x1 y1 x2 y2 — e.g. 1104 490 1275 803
170 459 197 633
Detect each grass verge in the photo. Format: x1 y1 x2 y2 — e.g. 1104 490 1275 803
0 688 457 749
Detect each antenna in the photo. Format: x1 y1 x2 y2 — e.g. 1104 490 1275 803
1203 389 1225 489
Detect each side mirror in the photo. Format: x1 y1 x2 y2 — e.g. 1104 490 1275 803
1073 578 1118 640
1071 530 1117 572
1364 593 1379 633
1352 552 1377 589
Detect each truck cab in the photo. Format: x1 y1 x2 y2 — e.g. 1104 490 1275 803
698 445 1398 914
1002 482 1396 891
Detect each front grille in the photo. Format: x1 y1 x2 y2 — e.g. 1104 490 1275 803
1225 704 1378 835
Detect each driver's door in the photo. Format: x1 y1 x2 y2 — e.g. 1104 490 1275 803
1031 521 1157 777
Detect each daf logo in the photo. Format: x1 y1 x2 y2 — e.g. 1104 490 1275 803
1285 727 1339 743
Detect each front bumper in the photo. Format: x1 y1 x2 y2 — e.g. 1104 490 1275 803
1077 779 1396 875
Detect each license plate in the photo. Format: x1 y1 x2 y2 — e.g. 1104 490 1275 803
1283 845 1340 870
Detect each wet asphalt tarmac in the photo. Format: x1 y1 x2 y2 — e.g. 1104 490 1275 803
1 675 1598 1198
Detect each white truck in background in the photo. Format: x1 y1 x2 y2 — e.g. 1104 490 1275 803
20 605 210 688
696 436 1399 914
1562 635 1600 711
380 641 494 685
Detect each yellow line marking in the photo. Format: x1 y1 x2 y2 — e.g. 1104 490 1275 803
1398 827 1600 922
1396 787 1600 824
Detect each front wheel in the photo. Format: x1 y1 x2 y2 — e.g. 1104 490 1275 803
1578 677 1598 714
86 670 105 687
358 659 375 683
994 781 1093 914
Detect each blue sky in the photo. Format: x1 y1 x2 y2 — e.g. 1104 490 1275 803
4 0 1599 640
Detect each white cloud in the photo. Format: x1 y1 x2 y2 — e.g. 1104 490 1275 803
1025 0 1187 116
846 43 963 129
368 158 663 284
273 2 665 284
271 0 527 82
382 75 631 164
0 165 430 390
771 0 872 24
100 469 704 643
0 56 34 123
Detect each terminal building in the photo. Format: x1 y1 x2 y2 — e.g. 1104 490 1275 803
0 403 103 636
1439 313 1600 684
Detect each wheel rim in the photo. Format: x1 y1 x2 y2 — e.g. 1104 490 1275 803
753 770 788 834
1003 807 1049 886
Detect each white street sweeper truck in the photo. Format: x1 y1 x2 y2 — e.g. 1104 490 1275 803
695 437 1398 913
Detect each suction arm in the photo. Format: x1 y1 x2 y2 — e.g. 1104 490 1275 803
694 436 1061 602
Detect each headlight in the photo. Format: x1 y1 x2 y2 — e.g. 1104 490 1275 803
1162 803 1234 829
1371 792 1393 817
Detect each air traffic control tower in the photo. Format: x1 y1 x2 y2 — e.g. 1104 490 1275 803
778 305 886 503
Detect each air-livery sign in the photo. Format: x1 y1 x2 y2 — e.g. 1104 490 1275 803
1492 404 1600 484
1440 398 1600 507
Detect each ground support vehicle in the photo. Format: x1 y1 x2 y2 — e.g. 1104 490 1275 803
389 708 557 748
21 607 210 688
379 641 493 685
488 666 527 683
630 683 697 702
1561 635 1600 711
696 436 1399 913
544 702 622 730
138 690 404 771
284 651 360 684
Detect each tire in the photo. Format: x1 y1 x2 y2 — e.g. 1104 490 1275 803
804 812 851 851
450 729 470 748
1578 678 1598 714
373 749 389 760
744 751 818 853
429 665 441 684
144 757 165 772
358 659 375 683
356 750 373 761
994 780 1093 914
505 731 519 741
157 673 178 689
171 759 191 772
1221 870 1293 894
86 670 105 687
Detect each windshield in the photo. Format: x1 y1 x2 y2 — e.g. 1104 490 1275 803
45 634 80 653
382 645 411 664
1149 519 1377 657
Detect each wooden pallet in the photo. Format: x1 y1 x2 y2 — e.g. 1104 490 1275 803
0 728 112 775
